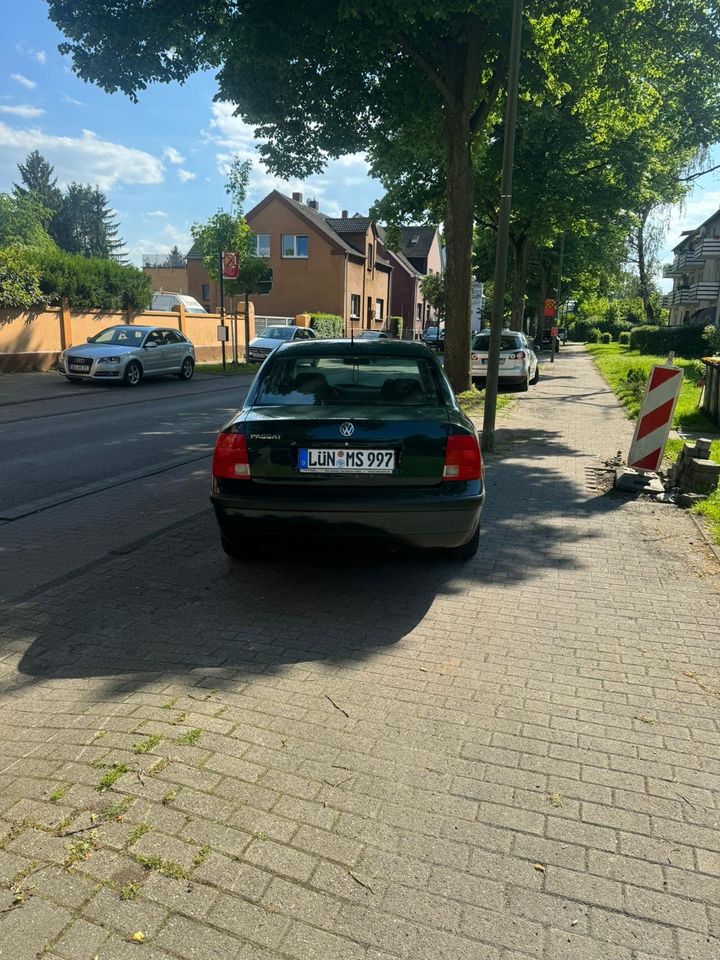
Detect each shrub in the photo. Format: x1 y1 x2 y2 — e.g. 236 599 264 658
621 366 647 402
600 331 613 344
703 324 720 355
36 249 152 312
0 244 44 309
586 327 601 343
618 331 631 345
308 312 343 338
628 323 706 358
388 316 402 338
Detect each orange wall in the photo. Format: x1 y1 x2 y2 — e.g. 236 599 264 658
0 305 255 371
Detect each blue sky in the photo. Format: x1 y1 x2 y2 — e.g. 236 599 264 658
0 0 382 266
1 0 718 288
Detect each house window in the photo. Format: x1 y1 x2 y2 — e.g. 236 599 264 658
282 234 308 258
201 284 210 301
253 234 270 258
416 303 422 320
367 243 374 271
350 294 361 318
375 298 384 320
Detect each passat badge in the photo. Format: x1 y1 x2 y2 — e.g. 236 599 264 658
339 422 354 438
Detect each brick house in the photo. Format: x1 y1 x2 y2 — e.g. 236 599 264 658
186 191 393 330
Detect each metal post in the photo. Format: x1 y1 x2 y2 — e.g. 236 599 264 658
482 0 523 453
550 232 565 364
244 289 251 363
219 251 227 373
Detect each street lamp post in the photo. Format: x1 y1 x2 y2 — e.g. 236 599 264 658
481 0 523 453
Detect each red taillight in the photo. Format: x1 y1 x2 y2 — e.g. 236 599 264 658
443 433 483 482
212 431 250 479
509 351 526 360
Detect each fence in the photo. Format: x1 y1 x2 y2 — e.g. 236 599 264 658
254 315 294 333
0 302 255 372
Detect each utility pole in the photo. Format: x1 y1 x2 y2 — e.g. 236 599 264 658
218 251 227 373
482 0 523 453
550 232 565 365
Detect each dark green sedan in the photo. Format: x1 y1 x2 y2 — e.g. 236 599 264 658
210 339 485 560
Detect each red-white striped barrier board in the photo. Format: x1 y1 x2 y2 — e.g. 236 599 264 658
627 364 682 472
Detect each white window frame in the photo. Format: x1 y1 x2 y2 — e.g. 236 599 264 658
281 234 308 258
350 294 361 318
375 298 384 320
253 234 271 258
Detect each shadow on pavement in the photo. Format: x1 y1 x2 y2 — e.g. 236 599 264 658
5 428 627 692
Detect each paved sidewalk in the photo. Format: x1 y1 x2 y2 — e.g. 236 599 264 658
1 345 719 960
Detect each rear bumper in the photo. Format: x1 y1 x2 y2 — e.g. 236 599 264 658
211 484 484 549
472 372 527 385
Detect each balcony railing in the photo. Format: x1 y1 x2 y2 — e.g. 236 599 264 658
688 281 720 302
661 294 671 308
666 250 705 276
698 238 720 258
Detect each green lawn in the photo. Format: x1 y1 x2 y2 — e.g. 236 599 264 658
456 386 515 419
585 343 715 434
196 361 260 376
586 342 720 543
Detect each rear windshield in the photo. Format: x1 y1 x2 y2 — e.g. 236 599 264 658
472 334 523 351
254 354 442 406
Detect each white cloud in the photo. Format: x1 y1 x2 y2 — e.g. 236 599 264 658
0 123 164 190
16 45 47 66
145 210 168 218
207 102 258 159
336 151 370 170
10 73 36 90
35 51 47 65
177 168 196 182
61 93 84 107
0 105 45 118
163 146 184 165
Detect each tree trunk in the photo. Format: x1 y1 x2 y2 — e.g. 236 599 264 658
442 110 474 394
636 213 655 324
510 235 533 331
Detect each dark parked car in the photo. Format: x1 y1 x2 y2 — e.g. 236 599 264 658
210 339 485 560
422 326 444 350
359 330 389 340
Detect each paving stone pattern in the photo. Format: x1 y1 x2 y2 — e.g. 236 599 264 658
1 345 719 959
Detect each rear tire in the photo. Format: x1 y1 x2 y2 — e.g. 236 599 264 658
178 357 194 380
123 361 142 387
444 525 480 561
518 374 530 392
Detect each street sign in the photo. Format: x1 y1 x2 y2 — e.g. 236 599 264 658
216 325 229 342
222 251 239 280
627 364 683 472
544 298 556 319
551 326 558 338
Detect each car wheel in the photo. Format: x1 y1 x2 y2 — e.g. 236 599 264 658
178 357 195 381
123 361 142 387
445 525 480 561
221 533 251 561
530 365 540 385
518 374 530 392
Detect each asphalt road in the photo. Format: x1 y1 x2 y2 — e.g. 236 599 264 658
0 372 252 601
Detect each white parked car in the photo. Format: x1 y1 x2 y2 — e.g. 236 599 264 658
151 292 207 314
247 325 317 363
471 329 539 391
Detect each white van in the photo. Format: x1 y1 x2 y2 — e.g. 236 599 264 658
151 292 207 314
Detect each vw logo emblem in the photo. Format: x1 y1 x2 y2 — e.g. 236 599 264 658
339 421 354 438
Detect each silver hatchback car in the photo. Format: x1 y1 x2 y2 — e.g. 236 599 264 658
59 325 196 387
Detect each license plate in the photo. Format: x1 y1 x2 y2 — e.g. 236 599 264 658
70 364 90 372
298 448 395 474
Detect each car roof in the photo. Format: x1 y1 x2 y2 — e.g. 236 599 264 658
273 338 431 357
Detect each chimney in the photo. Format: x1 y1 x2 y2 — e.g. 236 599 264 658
341 210 348 218
292 191 303 202
307 198 319 210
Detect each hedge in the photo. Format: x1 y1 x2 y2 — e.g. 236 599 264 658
600 331 613 344
586 327 601 343
36 249 152 312
309 312 343 338
388 316 402 338
0 244 43 309
628 323 707 358
618 331 631 345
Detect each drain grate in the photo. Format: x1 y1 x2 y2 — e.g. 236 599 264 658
584 465 616 493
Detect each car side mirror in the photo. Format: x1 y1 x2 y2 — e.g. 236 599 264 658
86 336 93 342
